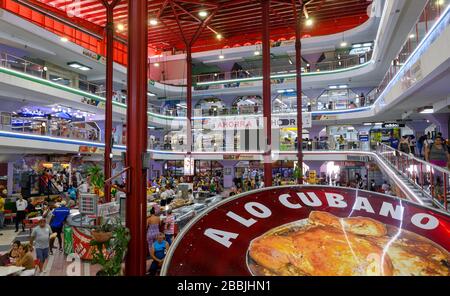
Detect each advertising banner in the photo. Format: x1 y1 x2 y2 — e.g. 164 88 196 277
72 227 95 260
162 186 450 276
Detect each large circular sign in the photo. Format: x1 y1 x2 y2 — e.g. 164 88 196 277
162 186 450 276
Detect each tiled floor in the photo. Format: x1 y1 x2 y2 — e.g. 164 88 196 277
2 224 154 276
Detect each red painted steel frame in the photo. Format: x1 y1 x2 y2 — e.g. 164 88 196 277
125 0 148 276
102 0 121 203
262 0 272 187
293 0 304 184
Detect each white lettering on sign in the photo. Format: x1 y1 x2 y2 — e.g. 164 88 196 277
325 193 347 208
226 211 256 227
297 192 322 207
352 196 375 213
204 228 239 248
279 194 302 209
411 213 439 230
202 190 442 248
244 202 272 218
379 202 404 221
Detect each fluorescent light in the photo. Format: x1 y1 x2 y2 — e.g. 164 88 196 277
409 34 416 39
219 54 225 59
154 62 160 67
277 89 286 93
339 85 348 89
67 62 82 69
363 122 373 126
254 51 260 56
340 41 348 47
363 42 373 47
374 122 383 125
288 58 293 65
149 19 158 26
147 92 156 97
60 37 69 42
353 44 362 48
420 108 434 114
436 0 444 6
79 66 92 71
198 11 208 18
286 89 295 92
328 85 338 89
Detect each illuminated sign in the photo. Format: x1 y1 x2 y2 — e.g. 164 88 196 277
162 186 450 276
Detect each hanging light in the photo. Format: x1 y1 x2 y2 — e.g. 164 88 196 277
198 11 208 18
216 33 223 40
305 18 313 27
149 19 158 26
117 23 125 31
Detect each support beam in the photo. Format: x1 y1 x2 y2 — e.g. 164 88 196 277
293 0 304 184
186 46 193 155
101 0 121 202
261 0 272 187
125 0 148 276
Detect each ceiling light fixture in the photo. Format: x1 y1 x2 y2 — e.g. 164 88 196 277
149 19 158 26
154 62 160 67
420 107 434 114
117 23 124 31
60 37 69 42
340 41 348 47
216 34 223 40
198 11 208 18
254 51 260 56
409 34 416 39
436 0 444 6
219 54 225 59
79 66 92 71
305 18 313 27
147 92 156 97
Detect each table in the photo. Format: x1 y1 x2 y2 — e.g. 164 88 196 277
0 266 25 276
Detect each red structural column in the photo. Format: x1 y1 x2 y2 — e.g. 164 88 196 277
125 0 148 276
186 47 193 154
293 1 304 184
261 0 272 187
102 1 116 203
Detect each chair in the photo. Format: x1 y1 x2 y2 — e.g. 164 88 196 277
3 210 16 224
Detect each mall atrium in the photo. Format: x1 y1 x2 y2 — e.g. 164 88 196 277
0 0 449 278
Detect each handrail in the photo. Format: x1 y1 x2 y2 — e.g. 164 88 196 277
378 142 450 176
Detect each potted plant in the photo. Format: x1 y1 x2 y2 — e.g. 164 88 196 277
90 217 130 276
87 165 104 196
91 218 114 243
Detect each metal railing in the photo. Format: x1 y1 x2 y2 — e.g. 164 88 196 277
2 116 101 143
193 51 372 84
377 143 449 211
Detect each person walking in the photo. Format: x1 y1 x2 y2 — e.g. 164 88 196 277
425 136 449 168
164 209 175 245
30 218 52 274
15 195 28 232
49 201 70 254
146 207 160 255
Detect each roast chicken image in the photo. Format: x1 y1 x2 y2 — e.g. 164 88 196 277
247 211 449 276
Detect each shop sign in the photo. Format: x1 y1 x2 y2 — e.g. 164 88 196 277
184 156 194 176
162 186 450 276
224 155 239 160
201 117 260 130
359 134 369 142
238 155 256 160
272 113 312 129
82 49 106 64
79 194 98 215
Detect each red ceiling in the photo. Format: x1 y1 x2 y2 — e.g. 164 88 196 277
18 0 372 52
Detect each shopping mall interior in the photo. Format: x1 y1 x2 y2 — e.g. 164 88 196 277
0 0 449 278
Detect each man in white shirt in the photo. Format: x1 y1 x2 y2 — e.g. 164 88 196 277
15 195 28 232
78 181 89 194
